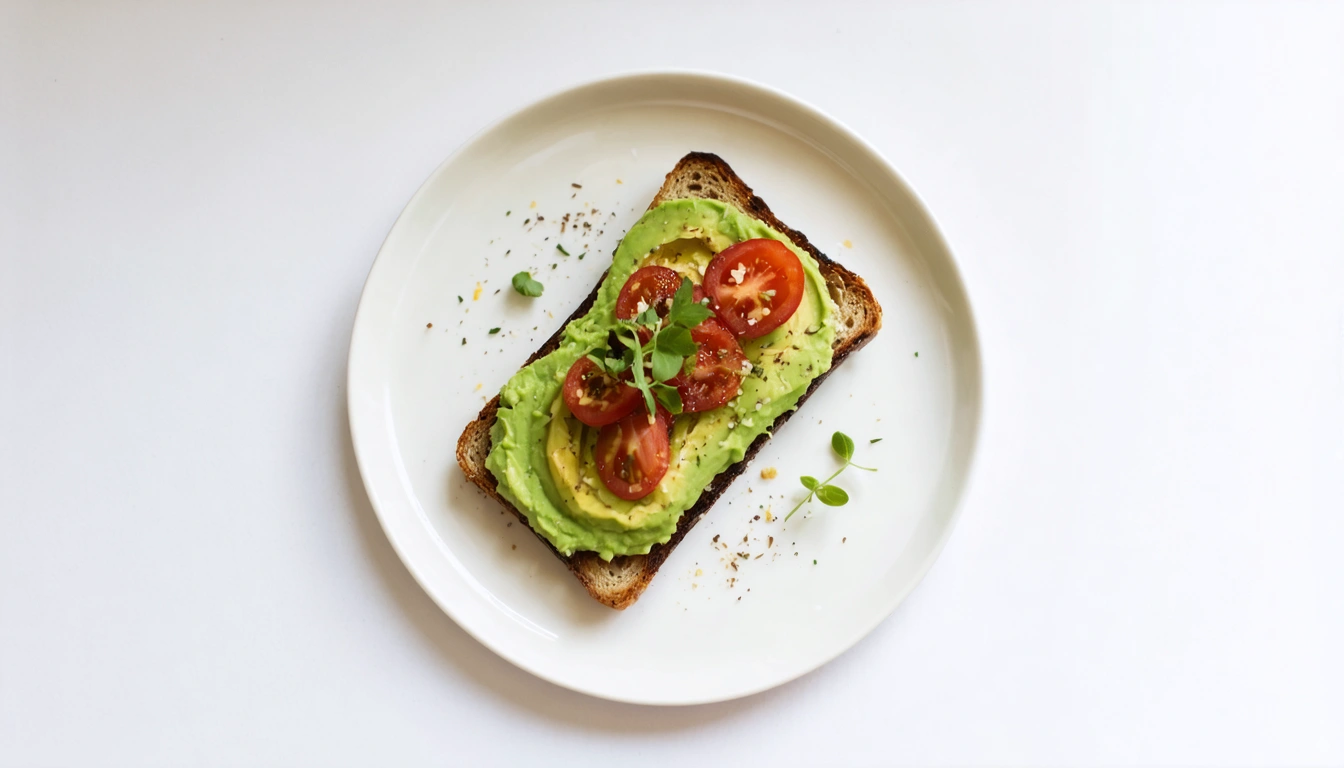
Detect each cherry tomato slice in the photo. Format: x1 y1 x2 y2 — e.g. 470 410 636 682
615 266 683 320
594 406 671 500
616 266 712 344
561 356 641 427
703 239 805 339
669 318 747 413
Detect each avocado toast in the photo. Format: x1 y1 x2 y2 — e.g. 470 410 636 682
457 152 882 609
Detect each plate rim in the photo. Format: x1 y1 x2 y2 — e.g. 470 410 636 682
346 68 985 705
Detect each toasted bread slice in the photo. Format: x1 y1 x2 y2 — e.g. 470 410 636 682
456 152 882 609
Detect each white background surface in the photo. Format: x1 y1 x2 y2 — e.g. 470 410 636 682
3 1 1342 765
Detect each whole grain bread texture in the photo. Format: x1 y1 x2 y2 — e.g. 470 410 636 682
456 152 882 609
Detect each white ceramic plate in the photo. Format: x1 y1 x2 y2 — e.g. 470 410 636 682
347 72 981 705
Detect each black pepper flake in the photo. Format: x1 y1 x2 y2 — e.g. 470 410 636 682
524 218 530 225
425 322 432 329
461 338 467 345
712 534 720 543
571 183 582 189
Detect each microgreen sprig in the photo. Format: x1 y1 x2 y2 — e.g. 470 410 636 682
587 277 711 422
785 431 876 521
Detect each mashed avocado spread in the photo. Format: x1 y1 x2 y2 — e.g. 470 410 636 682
485 199 838 559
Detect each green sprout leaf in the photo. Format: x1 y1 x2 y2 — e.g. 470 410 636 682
511 271 544 297
801 476 819 491
604 354 630 374
650 348 683 383
831 431 855 462
815 485 849 506
654 325 696 357
635 306 660 328
652 383 683 414
666 278 712 328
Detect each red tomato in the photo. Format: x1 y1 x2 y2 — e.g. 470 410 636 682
561 356 641 427
594 406 671 500
670 318 747 413
615 266 683 320
703 239 805 339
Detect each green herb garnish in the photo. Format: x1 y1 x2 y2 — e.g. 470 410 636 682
488 327 501 335
785 431 876 521
590 278 711 420
457 295 463 303
556 244 570 256
511 271 544 297
870 438 882 444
